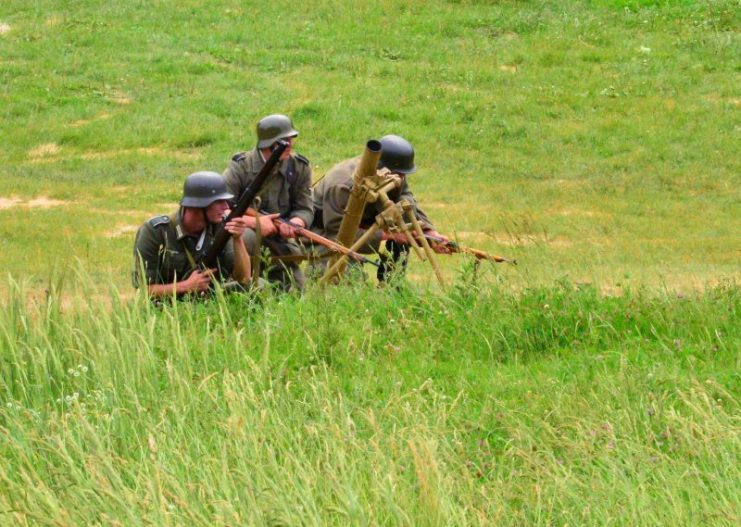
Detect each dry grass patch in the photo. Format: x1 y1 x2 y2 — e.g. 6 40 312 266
70 112 114 128
80 147 201 161
28 143 61 159
44 15 63 27
0 23 11 34
103 225 139 238
26 197 70 209
0 197 23 209
0 196 72 209
89 207 153 218
108 89 132 105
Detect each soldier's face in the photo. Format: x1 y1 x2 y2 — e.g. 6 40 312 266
205 200 230 224
182 207 207 235
279 136 295 160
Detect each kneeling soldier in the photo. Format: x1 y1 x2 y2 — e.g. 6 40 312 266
311 135 449 282
223 114 313 292
132 171 251 298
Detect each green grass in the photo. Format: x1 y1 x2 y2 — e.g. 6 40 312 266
0 0 739 290
1 1 740 524
1 275 739 525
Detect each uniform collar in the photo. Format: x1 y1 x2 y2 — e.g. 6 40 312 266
174 209 213 241
253 148 290 176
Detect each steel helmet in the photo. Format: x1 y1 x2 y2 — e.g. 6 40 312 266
256 114 298 149
378 135 416 174
180 171 234 208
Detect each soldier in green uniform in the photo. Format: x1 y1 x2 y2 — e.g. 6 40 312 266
223 114 313 291
132 171 252 298
311 135 449 282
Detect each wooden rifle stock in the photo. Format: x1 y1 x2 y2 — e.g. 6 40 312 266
198 140 288 269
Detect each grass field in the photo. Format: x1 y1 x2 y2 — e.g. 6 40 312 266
1 0 739 525
0 0 738 290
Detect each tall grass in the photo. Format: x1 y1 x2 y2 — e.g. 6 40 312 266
1 274 738 525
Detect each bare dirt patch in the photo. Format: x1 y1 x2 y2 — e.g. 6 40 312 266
0 23 11 34
89 207 152 218
108 89 132 105
104 225 139 238
80 147 201 161
27 197 70 208
553 208 611 218
45 15 63 27
71 112 113 128
28 143 61 159
0 196 72 209
0 197 23 209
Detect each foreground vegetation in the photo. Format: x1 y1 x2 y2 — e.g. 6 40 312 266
1 275 739 525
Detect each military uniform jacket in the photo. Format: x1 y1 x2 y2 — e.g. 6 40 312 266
223 148 313 228
132 211 235 287
312 157 433 253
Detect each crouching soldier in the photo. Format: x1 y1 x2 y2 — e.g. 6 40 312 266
223 114 313 292
132 171 252 299
311 135 449 282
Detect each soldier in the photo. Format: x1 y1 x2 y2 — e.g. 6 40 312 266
311 135 449 282
132 171 252 298
223 114 313 291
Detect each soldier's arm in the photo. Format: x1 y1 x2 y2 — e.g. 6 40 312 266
287 161 314 228
133 223 213 297
132 223 163 290
222 217 251 284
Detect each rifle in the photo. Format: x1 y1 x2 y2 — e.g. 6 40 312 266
198 140 288 269
271 216 380 268
423 233 517 265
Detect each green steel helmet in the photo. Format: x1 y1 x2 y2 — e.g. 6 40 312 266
256 114 298 149
378 135 416 174
180 171 234 208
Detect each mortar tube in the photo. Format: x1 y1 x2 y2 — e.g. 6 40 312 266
325 139 383 280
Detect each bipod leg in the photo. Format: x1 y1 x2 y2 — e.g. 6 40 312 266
378 192 426 262
320 223 379 286
405 205 446 287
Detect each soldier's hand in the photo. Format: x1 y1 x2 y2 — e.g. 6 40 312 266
225 215 249 238
424 230 452 254
182 268 214 293
243 211 279 237
277 217 304 239
259 214 279 237
382 232 409 245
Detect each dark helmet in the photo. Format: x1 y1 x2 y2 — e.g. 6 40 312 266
256 114 298 149
180 171 234 208
378 135 416 174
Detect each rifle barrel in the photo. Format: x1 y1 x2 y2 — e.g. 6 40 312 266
199 140 288 269
423 233 517 265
